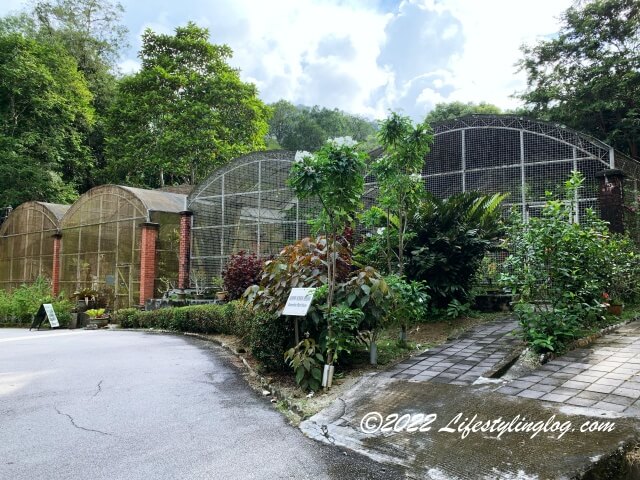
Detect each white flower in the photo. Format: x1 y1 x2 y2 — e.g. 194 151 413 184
410 173 422 181
328 136 357 148
377 227 385 235
294 150 312 163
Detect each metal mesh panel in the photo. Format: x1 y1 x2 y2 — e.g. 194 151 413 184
188 151 316 280
187 116 640 285
59 185 184 307
0 202 68 290
422 115 630 220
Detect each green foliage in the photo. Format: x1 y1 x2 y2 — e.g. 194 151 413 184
86 308 106 318
249 311 294 372
114 301 252 336
372 112 433 276
424 101 502 124
446 299 471 319
500 171 636 352
106 22 271 188
324 306 364 364
284 338 324 392
0 0 128 192
518 0 640 158
384 275 430 326
403 192 506 307
289 140 366 364
338 267 391 333
0 33 94 206
0 277 73 326
267 100 378 152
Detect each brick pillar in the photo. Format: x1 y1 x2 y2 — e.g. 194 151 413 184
178 211 193 290
51 233 62 297
139 222 159 306
595 169 625 234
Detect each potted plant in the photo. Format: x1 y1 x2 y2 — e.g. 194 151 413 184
73 287 98 311
211 277 227 301
85 308 109 328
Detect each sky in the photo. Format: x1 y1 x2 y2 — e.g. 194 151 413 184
1 0 573 120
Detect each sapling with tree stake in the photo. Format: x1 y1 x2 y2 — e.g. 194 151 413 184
289 138 366 388
372 112 433 344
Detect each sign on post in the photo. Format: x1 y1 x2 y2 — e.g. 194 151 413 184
30 304 60 331
283 288 316 345
282 288 316 316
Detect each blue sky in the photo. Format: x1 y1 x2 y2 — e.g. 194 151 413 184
1 0 572 120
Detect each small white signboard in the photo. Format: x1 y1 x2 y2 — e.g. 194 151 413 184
282 288 316 316
43 304 60 328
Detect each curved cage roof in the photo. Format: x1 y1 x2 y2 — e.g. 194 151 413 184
188 150 297 204
188 150 314 278
61 185 186 228
0 201 69 236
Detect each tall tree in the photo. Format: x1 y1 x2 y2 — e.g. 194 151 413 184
106 23 270 187
424 101 502 124
518 0 640 158
267 100 378 151
0 34 94 206
0 0 129 189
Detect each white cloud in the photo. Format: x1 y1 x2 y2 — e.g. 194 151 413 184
0 0 575 120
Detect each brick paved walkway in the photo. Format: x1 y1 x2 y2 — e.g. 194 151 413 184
387 318 522 385
497 322 640 414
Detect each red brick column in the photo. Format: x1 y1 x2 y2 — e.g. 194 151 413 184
51 233 62 297
178 211 193 290
139 222 159 306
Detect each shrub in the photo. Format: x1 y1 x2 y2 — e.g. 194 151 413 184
244 236 350 316
501 172 635 353
222 251 264 300
405 192 506 308
112 308 141 328
0 277 73 326
114 301 253 335
249 311 294 372
356 193 506 308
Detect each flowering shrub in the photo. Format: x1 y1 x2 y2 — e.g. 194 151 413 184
222 251 263 300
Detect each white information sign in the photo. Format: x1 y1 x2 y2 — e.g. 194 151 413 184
282 288 316 316
43 304 60 328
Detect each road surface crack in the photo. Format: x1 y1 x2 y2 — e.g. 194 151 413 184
54 407 111 436
92 380 103 398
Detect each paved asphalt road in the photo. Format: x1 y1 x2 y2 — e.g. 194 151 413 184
0 329 404 480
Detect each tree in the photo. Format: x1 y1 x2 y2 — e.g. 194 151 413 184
425 101 502 124
0 34 94 206
0 0 129 190
289 138 366 370
518 0 640 158
106 23 271 187
371 112 433 342
267 100 378 151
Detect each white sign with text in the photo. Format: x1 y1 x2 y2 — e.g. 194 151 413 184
282 288 316 316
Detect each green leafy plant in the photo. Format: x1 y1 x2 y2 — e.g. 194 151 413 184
284 338 324 392
289 138 366 367
324 306 364 364
446 299 471 319
86 308 106 319
405 192 507 308
385 275 430 327
500 171 632 353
